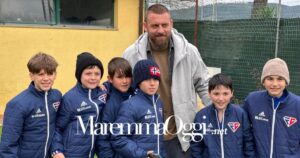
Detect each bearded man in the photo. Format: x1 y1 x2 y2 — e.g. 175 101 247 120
123 4 211 158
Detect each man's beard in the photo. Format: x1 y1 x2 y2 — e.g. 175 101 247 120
149 34 170 51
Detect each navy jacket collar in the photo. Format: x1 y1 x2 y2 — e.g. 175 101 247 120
262 89 291 109
29 81 49 97
112 85 132 99
75 82 102 99
135 89 160 105
210 103 233 116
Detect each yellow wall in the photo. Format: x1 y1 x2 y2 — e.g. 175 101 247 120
0 0 140 114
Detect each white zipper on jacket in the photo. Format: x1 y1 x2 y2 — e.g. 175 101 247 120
270 99 280 158
88 89 99 158
44 91 50 158
215 109 225 158
152 95 160 155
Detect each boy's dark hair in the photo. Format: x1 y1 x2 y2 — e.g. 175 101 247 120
108 57 132 78
145 4 170 22
209 73 233 92
27 52 58 74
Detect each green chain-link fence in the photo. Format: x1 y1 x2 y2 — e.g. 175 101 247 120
174 19 300 101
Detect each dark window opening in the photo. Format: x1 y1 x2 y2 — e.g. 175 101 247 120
60 0 114 27
0 0 114 28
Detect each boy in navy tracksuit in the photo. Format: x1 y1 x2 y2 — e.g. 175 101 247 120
243 58 300 157
191 73 255 158
97 57 134 157
112 59 166 158
51 52 106 158
0 52 62 158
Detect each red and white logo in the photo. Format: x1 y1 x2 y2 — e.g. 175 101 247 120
228 122 240 133
52 101 60 111
150 66 160 77
98 93 107 104
283 116 297 127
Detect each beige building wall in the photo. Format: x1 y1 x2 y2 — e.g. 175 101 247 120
0 0 141 114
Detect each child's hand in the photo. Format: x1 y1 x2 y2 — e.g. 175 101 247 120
147 151 160 158
53 153 65 158
98 84 107 91
147 150 153 158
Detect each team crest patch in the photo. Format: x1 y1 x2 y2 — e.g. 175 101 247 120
150 66 160 76
283 116 297 127
52 101 60 111
228 122 240 133
98 94 107 103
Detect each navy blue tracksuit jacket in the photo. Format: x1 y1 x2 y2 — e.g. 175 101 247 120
243 90 300 158
111 89 166 158
96 82 134 157
51 83 106 158
191 104 255 158
0 82 62 158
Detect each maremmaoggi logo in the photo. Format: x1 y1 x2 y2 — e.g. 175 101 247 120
76 115 208 143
